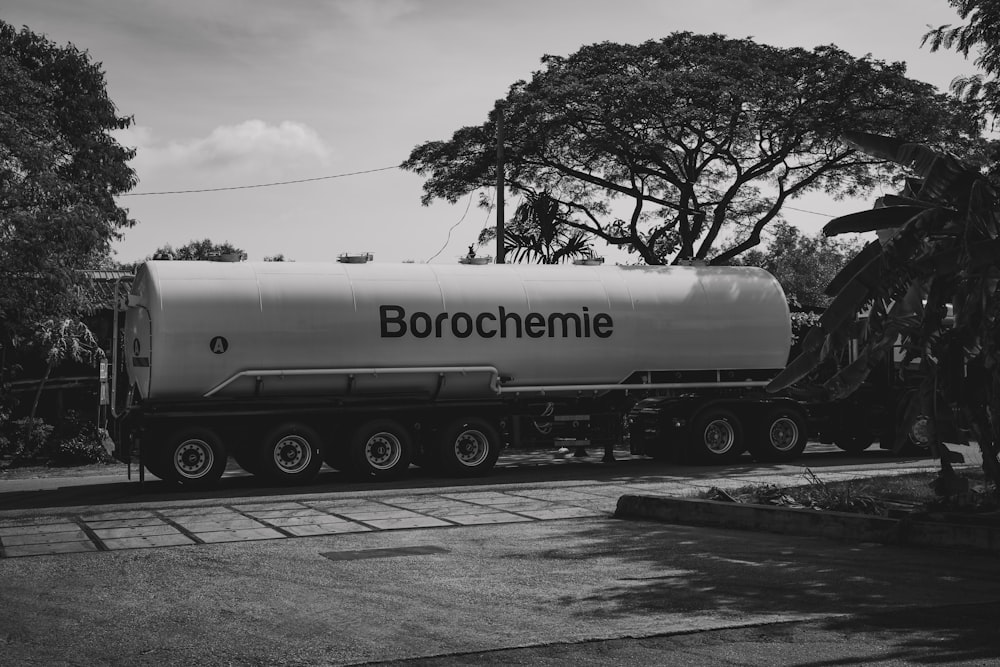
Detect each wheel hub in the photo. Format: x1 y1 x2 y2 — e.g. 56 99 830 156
366 433 401 469
455 430 488 466
175 440 212 477
769 418 799 451
704 421 734 454
275 436 309 473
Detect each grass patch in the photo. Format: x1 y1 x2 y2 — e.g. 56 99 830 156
705 468 996 519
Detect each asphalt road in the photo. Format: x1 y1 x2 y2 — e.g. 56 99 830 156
2 509 999 666
2 442 995 665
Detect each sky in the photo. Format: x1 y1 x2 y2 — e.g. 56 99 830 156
2 0 983 264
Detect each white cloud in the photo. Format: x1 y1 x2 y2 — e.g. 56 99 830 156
115 120 332 187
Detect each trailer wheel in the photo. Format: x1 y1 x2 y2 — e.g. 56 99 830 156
751 408 807 462
689 409 744 464
438 418 501 476
834 418 874 454
349 419 412 480
835 432 874 454
258 423 324 484
142 449 177 483
322 444 350 472
233 446 263 475
159 427 227 489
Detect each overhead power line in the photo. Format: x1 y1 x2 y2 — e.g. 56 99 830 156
119 165 401 196
117 162 837 219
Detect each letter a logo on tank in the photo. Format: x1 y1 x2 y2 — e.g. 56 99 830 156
210 336 229 354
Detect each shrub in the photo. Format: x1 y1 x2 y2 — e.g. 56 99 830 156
3 417 55 461
0 410 111 466
48 410 112 465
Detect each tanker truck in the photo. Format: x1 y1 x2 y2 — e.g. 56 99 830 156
107 258 808 488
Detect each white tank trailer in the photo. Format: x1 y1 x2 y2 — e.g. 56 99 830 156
109 260 807 488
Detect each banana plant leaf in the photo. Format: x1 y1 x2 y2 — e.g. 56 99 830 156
821 348 875 400
910 154 974 204
843 130 909 163
824 241 882 297
823 207 924 236
878 194 937 209
968 178 999 240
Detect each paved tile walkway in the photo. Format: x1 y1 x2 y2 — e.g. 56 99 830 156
0 438 952 558
0 486 617 558
0 458 944 559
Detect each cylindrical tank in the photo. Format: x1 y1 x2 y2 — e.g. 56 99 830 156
124 261 790 401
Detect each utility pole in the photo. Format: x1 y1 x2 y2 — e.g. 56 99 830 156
495 102 505 264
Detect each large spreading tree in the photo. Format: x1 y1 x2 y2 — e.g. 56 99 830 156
924 0 1000 120
404 33 981 265
0 21 136 350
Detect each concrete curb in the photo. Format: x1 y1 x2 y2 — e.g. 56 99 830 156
614 495 1000 554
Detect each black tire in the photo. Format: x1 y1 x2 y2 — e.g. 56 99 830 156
437 417 502 476
157 426 227 489
751 408 808 462
233 446 263 475
835 433 874 454
348 419 412 480
141 446 177 483
257 423 324 484
688 409 744 464
322 443 350 471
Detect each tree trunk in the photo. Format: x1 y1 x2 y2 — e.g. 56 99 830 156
28 361 53 423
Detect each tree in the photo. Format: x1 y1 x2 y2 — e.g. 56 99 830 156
767 130 1000 494
477 192 595 264
734 222 863 310
0 21 135 385
150 239 246 261
27 319 102 423
403 33 980 266
924 0 1000 119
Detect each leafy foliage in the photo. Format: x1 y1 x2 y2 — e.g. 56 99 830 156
404 33 980 265
477 193 595 264
1 417 53 461
150 239 246 261
0 21 137 348
766 130 1000 490
734 222 863 309
24 318 104 426
0 410 111 465
924 0 1000 119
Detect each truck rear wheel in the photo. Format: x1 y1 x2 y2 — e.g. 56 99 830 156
349 419 412 480
258 423 324 484
159 426 227 489
836 433 874 454
438 417 501 476
322 444 350 472
751 408 807 462
835 418 874 453
689 409 744 464
142 447 177 483
233 447 262 475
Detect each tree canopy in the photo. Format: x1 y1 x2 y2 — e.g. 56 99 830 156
924 0 1000 119
0 21 136 346
734 222 863 310
150 239 246 261
404 33 981 265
